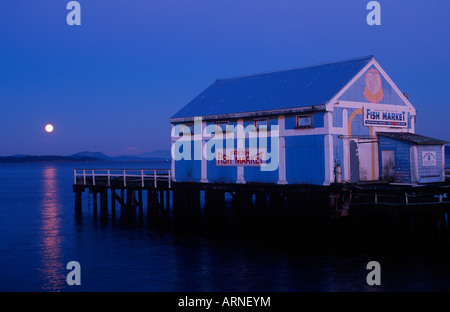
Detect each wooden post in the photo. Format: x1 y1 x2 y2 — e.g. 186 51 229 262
92 191 98 215
138 189 143 216
191 190 201 209
439 194 446 238
159 190 165 211
269 192 283 212
75 190 82 215
100 190 108 218
166 190 171 212
111 189 116 218
147 189 152 216
121 189 125 214
255 192 267 211
126 189 136 217
148 190 160 218
171 189 179 217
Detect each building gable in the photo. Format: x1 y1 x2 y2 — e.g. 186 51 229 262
329 58 415 113
338 65 406 106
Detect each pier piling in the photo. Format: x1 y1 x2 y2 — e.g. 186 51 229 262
72 168 450 238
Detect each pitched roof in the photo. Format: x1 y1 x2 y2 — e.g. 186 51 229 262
170 55 373 121
378 132 448 145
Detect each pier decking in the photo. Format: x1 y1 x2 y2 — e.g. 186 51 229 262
73 167 450 238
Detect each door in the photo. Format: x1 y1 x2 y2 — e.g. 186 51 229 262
382 150 395 182
349 140 359 182
358 142 373 181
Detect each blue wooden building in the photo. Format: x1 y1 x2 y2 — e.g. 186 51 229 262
377 132 447 184
170 56 447 185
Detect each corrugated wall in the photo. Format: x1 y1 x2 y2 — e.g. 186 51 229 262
378 136 411 183
174 140 202 182
285 135 325 184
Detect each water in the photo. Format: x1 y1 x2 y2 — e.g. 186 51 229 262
0 161 449 292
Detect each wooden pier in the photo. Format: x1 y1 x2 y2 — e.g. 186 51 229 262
73 168 450 238
73 169 172 219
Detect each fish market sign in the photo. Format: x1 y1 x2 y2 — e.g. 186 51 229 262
216 148 266 166
364 107 407 128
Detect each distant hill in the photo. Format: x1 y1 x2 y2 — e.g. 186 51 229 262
0 155 98 163
70 151 110 160
0 150 172 163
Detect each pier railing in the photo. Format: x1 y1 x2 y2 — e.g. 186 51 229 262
74 169 171 188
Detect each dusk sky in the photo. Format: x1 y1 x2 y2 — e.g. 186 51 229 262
1 0 449 156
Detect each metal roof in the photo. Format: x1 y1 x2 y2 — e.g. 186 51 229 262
378 132 448 145
170 55 373 121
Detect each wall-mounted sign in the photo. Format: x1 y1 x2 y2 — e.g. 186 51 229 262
364 107 408 128
363 68 384 103
422 151 436 167
216 148 265 166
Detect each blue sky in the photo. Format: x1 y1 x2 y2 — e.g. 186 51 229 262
1 0 449 155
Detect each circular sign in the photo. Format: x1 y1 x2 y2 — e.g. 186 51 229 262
363 68 384 103
365 68 382 94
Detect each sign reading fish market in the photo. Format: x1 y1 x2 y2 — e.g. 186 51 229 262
364 107 408 128
216 148 266 166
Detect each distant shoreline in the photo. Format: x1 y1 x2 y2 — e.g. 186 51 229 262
0 155 170 163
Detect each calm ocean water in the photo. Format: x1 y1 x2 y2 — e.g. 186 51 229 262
0 160 449 292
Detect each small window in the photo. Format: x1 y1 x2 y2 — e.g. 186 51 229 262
180 123 193 135
216 121 230 133
295 115 313 129
254 118 269 131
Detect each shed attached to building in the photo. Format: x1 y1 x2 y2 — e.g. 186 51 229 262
378 132 447 184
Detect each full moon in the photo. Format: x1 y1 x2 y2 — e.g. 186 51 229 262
45 124 54 133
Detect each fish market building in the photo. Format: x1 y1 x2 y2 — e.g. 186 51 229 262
170 56 447 186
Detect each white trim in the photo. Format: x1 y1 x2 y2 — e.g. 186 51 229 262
277 116 287 184
410 145 418 184
170 124 176 182
277 127 329 137
170 105 327 123
170 120 412 142
324 111 332 131
236 119 245 184
410 115 416 133
324 112 334 184
172 125 336 140
442 145 446 182
200 120 208 183
373 139 380 180
324 134 333 185
335 100 415 113
342 109 350 182
193 117 203 162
